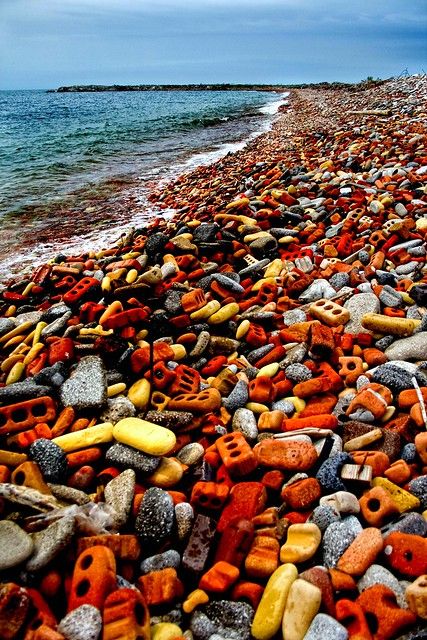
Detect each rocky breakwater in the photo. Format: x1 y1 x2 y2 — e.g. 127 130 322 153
0 74 426 640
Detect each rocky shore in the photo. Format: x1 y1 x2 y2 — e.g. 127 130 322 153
0 75 426 640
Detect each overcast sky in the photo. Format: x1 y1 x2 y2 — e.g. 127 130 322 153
1 0 426 89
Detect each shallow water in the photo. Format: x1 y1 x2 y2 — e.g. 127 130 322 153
0 89 288 280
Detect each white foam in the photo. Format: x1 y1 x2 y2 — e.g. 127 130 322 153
258 92 290 115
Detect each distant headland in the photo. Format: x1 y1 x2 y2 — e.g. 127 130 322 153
47 81 371 93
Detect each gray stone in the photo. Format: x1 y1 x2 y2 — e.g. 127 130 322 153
104 468 135 530
344 292 380 334
0 317 15 336
385 332 427 361
177 443 205 466
0 381 52 404
285 363 312 382
308 505 340 532
48 484 91 505
105 443 160 474
100 396 135 423
232 408 258 441
58 604 102 640
140 549 180 574
0 521 34 570
60 356 107 410
26 516 75 571
322 516 363 568
282 308 307 326
299 279 336 303
358 564 408 609
304 614 348 640
135 487 174 546
29 438 68 483
15 311 42 326
222 379 249 412
41 311 73 338
175 501 194 541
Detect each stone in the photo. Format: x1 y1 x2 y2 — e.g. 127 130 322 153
304 614 348 640
104 468 135 529
344 293 380 334
58 604 103 640
385 332 427 361
322 516 363 568
60 356 107 410
140 549 181 575
135 487 174 546
26 516 76 571
29 438 68 483
105 443 160 474
0 521 34 570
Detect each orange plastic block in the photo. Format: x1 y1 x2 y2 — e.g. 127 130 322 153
181 288 207 313
383 532 427 577
299 393 338 418
216 432 257 477
217 482 267 533
398 388 427 408
336 599 373 640
337 528 383 576
190 481 229 511
245 535 279 579
415 432 427 464
231 581 264 609
214 518 254 568
248 376 275 403
0 583 30 640
357 585 416 640
282 414 338 432
0 397 56 436
169 364 201 395
281 477 322 510
199 561 240 593
351 451 390 477
25 589 57 636
68 545 116 612
254 439 318 471
384 459 411 485
137 568 184 606
77 535 141 561
102 588 150 640
359 486 399 527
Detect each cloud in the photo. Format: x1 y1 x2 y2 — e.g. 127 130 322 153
1 0 426 88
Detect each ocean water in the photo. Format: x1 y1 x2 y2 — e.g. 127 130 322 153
0 89 288 279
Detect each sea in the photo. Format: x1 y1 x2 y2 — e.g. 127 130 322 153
0 89 288 280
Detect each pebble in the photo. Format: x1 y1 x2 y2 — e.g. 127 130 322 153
0 75 426 640
303 614 348 640
0 521 34 570
344 293 380 334
58 604 103 640
135 487 175 546
140 549 181 574
100 395 135 423
104 468 135 529
105 442 160 474
29 438 68 483
232 407 258 441
60 355 107 410
26 516 76 571
322 516 363 568
385 332 427 360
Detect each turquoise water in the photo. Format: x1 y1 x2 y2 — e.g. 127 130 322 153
0 89 287 278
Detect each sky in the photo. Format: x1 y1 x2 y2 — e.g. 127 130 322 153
1 0 426 89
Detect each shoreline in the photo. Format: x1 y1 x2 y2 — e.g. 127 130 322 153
0 91 288 283
0 75 426 638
